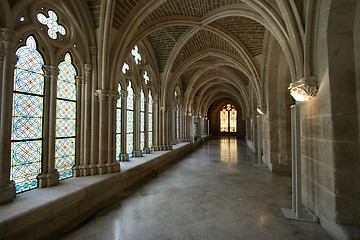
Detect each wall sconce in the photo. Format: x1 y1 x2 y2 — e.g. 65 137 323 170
256 105 266 115
289 77 318 102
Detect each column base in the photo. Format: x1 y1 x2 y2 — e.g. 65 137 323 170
0 182 16 204
153 146 161 151
133 150 143 158
97 163 107 174
73 165 81 177
144 147 151 154
80 165 92 176
120 153 129 162
89 164 98 175
106 162 121 173
38 170 59 188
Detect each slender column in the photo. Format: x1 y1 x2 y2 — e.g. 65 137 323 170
80 64 92 176
144 97 150 154
185 113 191 142
133 93 143 157
38 66 59 187
0 29 17 204
153 94 161 151
161 107 172 150
106 92 121 172
75 76 84 176
95 89 115 174
89 47 99 175
171 106 176 145
120 90 129 161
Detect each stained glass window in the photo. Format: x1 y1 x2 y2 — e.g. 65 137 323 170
148 90 153 150
131 45 142 64
140 89 145 153
11 36 44 193
56 53 76 180
143 70 149 84
127 81 134 158
116 84 122 161
220 104 237 133
37 10 66 40
122 62 129 74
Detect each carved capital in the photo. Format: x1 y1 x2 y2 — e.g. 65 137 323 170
289 76 318 102
95 89 119 102
77 76 86 85
89 46 97 57
84 64 92 74
43 65 59 78
120 90 128 99
1 28 17 44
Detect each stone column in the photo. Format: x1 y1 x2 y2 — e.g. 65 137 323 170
106 92 120 172
144 97 150 154
75 76 84 177
133 93 143 157
153 94 161 151
38 66 59 187
161 107 172 150
0 29 17 204
95 89 117 174
170 106 176 145
80 64 92 176
89 46 99 175
120 90 129 161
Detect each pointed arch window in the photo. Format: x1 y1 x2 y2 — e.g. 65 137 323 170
127 81 134 158
116 84 122 162
11 36 44 193
56 53 76 180
148 90 153 151
220 104 237 133
140 89 145 152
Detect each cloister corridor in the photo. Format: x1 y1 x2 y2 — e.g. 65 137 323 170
60 137 331 240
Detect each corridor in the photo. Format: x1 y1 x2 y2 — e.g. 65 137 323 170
60 138 332 240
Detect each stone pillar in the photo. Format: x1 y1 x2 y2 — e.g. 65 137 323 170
153 94 161 151
38 66 59 187
133 93 143 157
171 106 176 145
160 107 172 150
144 97 150 154
185 113 191 142
120 90 129 161
0 29 17 204
89 47 99 175
106 92 120 172
80 64 92 176
95 89 118 174
75 75 84 177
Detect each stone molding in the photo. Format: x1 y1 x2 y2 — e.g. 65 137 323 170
0 28 17 43
95 89 120 102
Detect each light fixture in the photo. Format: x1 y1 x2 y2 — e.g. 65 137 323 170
256 105 266 115
289 77 318 102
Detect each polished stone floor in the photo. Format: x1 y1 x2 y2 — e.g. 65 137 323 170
60 137 332 240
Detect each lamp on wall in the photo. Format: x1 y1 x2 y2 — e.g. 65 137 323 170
289 77 318 102
256 105 266 115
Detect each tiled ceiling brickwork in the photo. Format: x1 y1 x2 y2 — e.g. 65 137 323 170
214 16 265 56
147 26 190 72
199 56 223 62
172 30 241 72
140 0 244 27
113 0 140 29
86 0 101 29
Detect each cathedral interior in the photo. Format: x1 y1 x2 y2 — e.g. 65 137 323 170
0 0 359 239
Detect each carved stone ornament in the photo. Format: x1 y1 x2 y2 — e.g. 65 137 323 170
289 76 318 102
43 65 59 78
95 89 120 102
1 29 17 43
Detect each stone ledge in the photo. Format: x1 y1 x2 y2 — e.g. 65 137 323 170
0 139 207 240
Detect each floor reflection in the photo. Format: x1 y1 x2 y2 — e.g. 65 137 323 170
220 136 238 163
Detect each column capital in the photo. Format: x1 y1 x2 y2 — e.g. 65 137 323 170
1 28 17 45
89 46 97 57
83 64 92 73
43 65 59 78
120 90 128 98
95 89 120 102
160 106 170 112
77 76 86 85
134 93 141 101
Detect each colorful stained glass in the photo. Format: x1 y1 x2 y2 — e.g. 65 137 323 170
230 108 237 132
55 138 75 180
116 84 122 161
11 36 44 193
37 10 66 40
127 82 134 157
131 45 142 64
220 104 237 133
56 53 76 180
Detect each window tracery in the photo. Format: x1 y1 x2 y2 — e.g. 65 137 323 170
37 10 66 40
127 81 134 158
220 104 237 133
